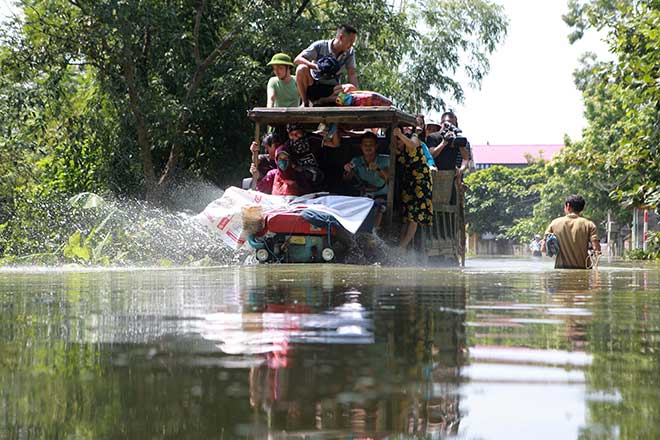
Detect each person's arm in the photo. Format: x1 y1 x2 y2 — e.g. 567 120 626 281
375 165 389 181
590 223 601 253
364 160 389 181
457 145 470 176
466 141 475 171
249 162 259 180
393 128 420 153
294 42 319 70
342 161 355 181
322 125 341 148
428 138 449 158
347 67 358 89
421 142 437 170
294 54 318 70
266 79 276 108
346 51 358 88
256 170 275 194
338 127 365 138
541 224 553 253
250 142 261 179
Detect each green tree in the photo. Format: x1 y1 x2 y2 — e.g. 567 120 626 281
1 0 507 201
563 0 660 209
464 160 547 242
512 1 660 258
526 55 634 242
1 0 508 260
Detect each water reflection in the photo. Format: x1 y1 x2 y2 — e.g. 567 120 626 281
193 268 467 437
0 261 659 438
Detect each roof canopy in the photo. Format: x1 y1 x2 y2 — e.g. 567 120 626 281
248 106 417 128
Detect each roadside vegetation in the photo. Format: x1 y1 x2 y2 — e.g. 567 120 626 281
0 0 507 264
465 0 660 260
1 1 657 264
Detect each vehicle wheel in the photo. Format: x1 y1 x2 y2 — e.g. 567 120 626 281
321 247 335 262
255 248 270 263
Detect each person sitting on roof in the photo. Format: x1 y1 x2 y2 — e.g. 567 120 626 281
256 145 310 196
343 131 390 229
249 132 286 185
294 24 358 107
266 53 300 108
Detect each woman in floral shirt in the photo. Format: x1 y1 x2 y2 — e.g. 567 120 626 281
393 127 434 249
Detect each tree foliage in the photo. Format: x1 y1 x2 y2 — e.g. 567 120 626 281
563 0 660 209
464 161 546 241
0 0 507 260
1 0 507 200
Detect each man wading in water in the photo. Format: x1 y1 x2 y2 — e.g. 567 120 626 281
542 194 601 269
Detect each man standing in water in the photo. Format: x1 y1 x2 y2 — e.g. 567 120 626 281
542 194 601 269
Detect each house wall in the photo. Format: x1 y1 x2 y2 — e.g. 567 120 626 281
467 234 516 255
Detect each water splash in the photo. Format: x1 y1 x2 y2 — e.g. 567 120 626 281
1 179 425 267
1 181 247 267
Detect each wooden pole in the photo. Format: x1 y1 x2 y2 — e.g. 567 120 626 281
457 180 466 266
251 122 261 189
386 123 397 228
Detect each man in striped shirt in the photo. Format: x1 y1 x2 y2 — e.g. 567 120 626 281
294 24 359 106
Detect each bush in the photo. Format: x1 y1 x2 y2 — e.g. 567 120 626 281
624 231 660 260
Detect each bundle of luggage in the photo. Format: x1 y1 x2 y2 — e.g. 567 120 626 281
336 90 392 107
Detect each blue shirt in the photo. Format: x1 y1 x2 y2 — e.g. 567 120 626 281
421 142 436 168
350 155 390 197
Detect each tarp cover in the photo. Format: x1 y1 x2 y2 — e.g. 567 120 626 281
196 187 374 249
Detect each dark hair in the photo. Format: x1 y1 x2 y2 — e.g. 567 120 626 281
261 133 274 149
338 24 357 35
261 132 286 149
565 194 586 212
273 132 286 146
441 111 457 121
361 131 378 142
286 123 305 133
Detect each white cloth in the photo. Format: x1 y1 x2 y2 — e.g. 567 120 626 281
196 187 374 249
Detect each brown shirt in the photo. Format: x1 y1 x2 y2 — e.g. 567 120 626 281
545 213 598 269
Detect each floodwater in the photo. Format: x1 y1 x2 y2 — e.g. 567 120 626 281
1 258 659 439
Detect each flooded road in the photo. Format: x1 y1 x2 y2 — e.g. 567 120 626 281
1 258 659 439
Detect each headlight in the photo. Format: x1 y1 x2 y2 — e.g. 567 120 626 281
256 248 269 262
321 248 335 262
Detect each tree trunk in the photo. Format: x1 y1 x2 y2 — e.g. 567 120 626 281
122 55 158 200
156 28 237 191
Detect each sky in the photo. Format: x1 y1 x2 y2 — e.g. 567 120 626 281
441 0 610 146
1 0 608 146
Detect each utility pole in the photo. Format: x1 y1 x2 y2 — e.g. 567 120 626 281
632 208 638 250
607 209 612 258
643 209 649 251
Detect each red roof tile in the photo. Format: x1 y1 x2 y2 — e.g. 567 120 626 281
472 144 563 165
